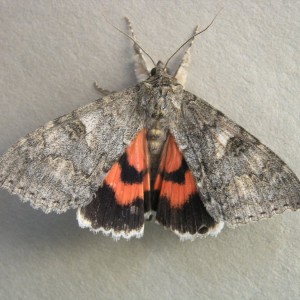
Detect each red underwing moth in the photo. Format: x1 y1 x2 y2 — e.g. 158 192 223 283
0 17 299 240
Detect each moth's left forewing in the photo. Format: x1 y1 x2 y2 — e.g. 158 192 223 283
169 90 300 227
0 87 145 214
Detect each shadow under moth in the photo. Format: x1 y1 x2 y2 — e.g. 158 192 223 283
0 17 299 240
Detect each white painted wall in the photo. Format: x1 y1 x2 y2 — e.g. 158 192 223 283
0 1 299 299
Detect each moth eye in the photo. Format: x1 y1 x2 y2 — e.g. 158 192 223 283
151 68 156 76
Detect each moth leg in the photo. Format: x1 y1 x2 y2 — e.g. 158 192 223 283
93 82 113 96
175 25 199 88
125 17 150 82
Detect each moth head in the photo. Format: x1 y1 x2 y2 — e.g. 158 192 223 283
104 13 221 81
150 61 170 77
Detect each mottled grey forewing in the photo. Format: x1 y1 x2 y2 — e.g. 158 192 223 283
0 87 144 213
169 90 300 226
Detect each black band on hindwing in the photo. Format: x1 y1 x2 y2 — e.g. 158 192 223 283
119 152 145 184
161 158 189 184
81 183 144 232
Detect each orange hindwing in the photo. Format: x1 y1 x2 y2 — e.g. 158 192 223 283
77 130 150 239
105 129 150 206
154 134 197 208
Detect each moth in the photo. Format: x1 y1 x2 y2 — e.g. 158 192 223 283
0 17 299 241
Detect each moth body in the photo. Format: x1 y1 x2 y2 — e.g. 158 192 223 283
142 62 181 194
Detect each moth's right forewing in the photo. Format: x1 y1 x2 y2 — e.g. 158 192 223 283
169 90 300 226
0 86 144 213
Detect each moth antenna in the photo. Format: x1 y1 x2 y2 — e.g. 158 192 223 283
164 8 223 69
102 15 156 67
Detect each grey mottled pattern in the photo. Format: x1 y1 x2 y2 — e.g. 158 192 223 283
0 87 144 213
169 91 300 226
0 61 299 231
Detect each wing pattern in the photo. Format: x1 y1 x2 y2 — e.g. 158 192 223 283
169 91 300 226
0 87 144 213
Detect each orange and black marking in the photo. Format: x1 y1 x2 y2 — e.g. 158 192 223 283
80 130 150 234
154 135 216 235
80 130 216 236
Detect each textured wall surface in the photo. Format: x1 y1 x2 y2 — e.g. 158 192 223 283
0 1 299 299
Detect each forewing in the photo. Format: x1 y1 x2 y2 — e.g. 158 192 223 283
169 90 300 226
0 87 144 213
